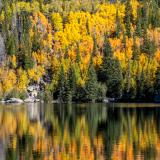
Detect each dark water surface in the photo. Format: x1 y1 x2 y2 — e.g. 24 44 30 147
0 103 160 160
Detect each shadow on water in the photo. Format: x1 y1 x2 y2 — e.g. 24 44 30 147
0 103 160 159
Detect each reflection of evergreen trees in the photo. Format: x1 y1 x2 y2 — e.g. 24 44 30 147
103 107 160 160
6 134 34 160
47 104 160 160
103 108 123 160
47 103 108 137
3 104 160 159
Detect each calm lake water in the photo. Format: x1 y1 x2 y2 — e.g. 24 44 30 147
0 103 160 160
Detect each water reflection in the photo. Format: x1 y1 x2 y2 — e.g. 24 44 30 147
0 103 160 159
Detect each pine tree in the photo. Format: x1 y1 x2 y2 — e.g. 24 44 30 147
137 68 145 100
6 33 17 56
135 9 142 37
18 11 34 69
122 31 126 48
2 0 18 56
107 58 123 98
141 37 157 58
115 10 121 38
74 85 86 102
58 64 77 103
58 65 65 103
92 34 98 56
39 0 44 12
85 56 98 102
142 1 148 40
98 35 111 82
140 2 157 58
65 65 77 102
63 77 72 103
125 59 131 99
132 35 139 61
103 35 112 58
154 67 160 96
72 63 85 102
100 36 123 98
32 28 41 52
124 0 132 38
149 0 160 28
135 61 141 100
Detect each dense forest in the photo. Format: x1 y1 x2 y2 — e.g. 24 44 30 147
1 0 160 102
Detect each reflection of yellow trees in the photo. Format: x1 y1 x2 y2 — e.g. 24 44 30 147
49 116 105 160
0 108 105 160
2 107 160 160
111 115 160 160
0 111 17 138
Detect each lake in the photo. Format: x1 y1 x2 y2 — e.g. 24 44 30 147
0 103 160 160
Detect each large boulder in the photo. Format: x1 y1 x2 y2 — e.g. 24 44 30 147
6 98 24 104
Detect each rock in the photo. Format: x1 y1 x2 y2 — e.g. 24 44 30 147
24 98 40 103
27 85 39 92
27 85 39 98
41 100 44 103
26 85 40 103
27 86 34 92
24 98 35 103
35 99 40 102
103 98 109 103
6 98 23 104
32 90 38 97
0 34 6 65
0 100 5 104
103 98 116 103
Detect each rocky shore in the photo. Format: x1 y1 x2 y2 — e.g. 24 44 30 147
1 85 40 104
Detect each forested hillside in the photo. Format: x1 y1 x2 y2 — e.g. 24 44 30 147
1 0 160 102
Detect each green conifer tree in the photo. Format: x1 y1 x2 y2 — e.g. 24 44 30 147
149 0 160 28
85 56 98 102
142 1 148 40
65 65 77 103
124 0 132 38
63 77 72 103
100 36 123 98
58 64 77 103
154 67 160 96
137 68 145 100
122 31 126 48
132 35 139 61
135 9 142 37
58 65 65 103
115 10 121 38
20 12 34 69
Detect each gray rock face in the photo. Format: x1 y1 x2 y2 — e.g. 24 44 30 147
0 34 5 64
0 34 5 53
0 0 6 64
